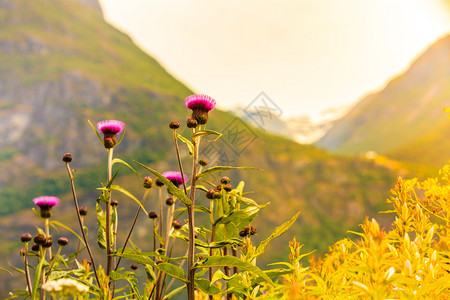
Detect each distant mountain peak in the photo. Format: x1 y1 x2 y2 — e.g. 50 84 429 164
316 33 450 159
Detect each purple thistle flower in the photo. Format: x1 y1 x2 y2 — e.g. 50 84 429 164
97 120 125 148
185 94 216 112
33 196 60 219
184 94 216 125
97 120 125 135
162 171 188 187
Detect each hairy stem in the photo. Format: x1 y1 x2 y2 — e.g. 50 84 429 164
106 148 113 277
159 187 163 249
187 133 200 300
22 246 32 299
44 219 51 261
65 162 100 288
115 189 149 271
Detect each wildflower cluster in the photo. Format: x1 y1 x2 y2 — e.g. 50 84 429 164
9 95 300 300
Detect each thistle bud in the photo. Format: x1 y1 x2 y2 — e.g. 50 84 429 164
155 178 164 187
169 121 180 129
34 234 46 245
172 221 182 230
148 211 158 219
206 189 215 199
104 137 115 149
130 264 138 271
57 237 69 247
31 244 40 252
79 206 88 216
111 199 119 207
223 184 233 192
143 177 153 189
166 197 174 206
213 190 222 199
62 153 72 163
43 236 53 248
21 233 32 243
20 248 27 256
186 117 198 128
220 176 230 184
199 159 208 166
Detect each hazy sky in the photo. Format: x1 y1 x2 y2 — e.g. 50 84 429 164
99 0 450 119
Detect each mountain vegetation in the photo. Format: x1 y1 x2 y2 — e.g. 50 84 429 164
0 0 427 296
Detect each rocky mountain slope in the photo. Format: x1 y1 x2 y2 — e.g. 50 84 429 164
317 34 450 167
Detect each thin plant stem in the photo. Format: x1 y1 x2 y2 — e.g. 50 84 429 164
187 132 200 300
45 218 52 261
22 246 32 299
164 200 175 252
160 236 176 297
106 148 113 277
232 247 238 274
159 187 163 249
115 189 150 271
172 130 188 196
71 215 83 270
209 199 215 289
153 218 157 263
45 246 62 281
64 162 100 288
40 245 46 300
166 248 189 293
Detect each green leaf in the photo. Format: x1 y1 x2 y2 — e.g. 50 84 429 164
173 205 211 220
116 127 126 146
192 129 222 141
50 220 85 246
214 205 267 227
163 285 186 300
0 267 12 275
135 161 192 206
195 278 221 295
252 211 301 260
32 256 48 298
114 250 188 283
106 169 120 189
196 166 262 179
193 255 273 285
109 185 148 215
177 133 194 156
88 120 103 145
112 158 141 179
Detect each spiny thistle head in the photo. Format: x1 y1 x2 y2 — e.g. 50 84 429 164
162 171 188 188
220 176 230 184
155 178 164 187
148 211 158 219
166 197 174 206
143 177 153 189
185 94 216 124
21 233 32 243
62 153 72 163
33 196 60 219
97 120 125 149
186 116 198 128
57 237 69 247
79 206 88 216
172 220 182 230
169 121 180 129
43 236 53 248
223 184 233 192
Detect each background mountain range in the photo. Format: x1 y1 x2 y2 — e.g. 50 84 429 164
0 0 448 296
